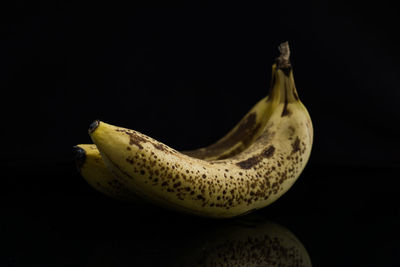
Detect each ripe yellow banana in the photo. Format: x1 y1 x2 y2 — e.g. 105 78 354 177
89 42 313 218
74 71 278 201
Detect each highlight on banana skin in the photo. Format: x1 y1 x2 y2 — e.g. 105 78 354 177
74 41 313 218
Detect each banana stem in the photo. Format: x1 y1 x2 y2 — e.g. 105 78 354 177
276 41 291 69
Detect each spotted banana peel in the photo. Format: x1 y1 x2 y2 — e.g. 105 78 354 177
87 42 313 218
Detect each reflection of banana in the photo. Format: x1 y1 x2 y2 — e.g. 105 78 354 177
176 218 312 267
89 42 313 218
74 68 277 201
85 216 312 267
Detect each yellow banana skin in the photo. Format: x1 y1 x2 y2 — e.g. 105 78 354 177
89 45 313 218
74 144 141 202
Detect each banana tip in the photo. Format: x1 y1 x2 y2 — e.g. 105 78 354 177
73 145 86 170
88 120 100 134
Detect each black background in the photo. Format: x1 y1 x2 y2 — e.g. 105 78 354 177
2 2 400 266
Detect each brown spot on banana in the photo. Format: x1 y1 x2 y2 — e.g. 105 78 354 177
235 145 275 170
261 146 275 158
291 136 301 154
236 155 262 170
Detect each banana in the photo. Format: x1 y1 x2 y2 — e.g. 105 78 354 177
89 42 313 218
73 144 142 202
74 69 278 201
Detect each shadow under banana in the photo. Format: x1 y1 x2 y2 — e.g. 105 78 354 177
86 215 312 267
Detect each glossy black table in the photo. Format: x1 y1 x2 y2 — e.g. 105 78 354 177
2 161 399 266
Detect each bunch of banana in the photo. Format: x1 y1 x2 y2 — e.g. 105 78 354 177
74 42 313 218
74 67 277 201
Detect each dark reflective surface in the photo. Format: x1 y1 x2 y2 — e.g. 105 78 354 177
84 217 311 267
2 161 399 266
